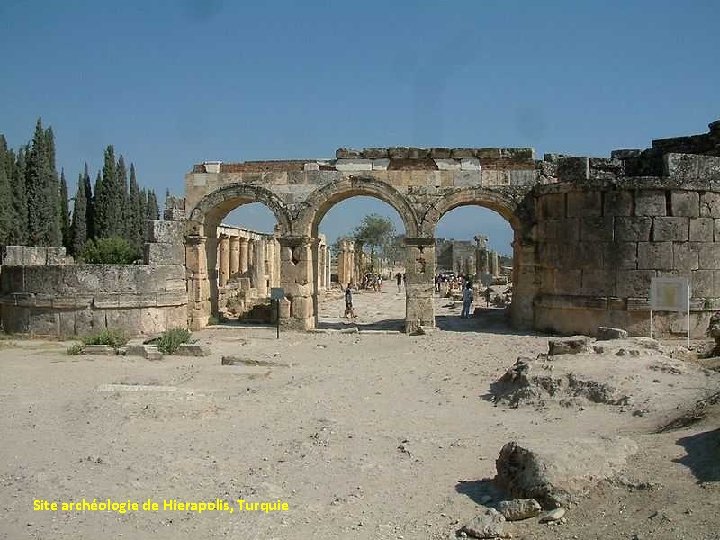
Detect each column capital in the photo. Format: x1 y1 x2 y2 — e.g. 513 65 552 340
185 234 206 246
278 235 313 248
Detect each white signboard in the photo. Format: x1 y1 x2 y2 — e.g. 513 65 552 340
650 277 689 312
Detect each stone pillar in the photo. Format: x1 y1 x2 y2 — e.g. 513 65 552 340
238 237 249 274
490 251 500 277
273 238 281 288
404 237 436 333
229 236 240 278
474 235 487 280
254 238 267 297
510 238 537 329
186 235 210 330
264 238 273 291
248 240 255 268
218 235 230 287
278 236 314 330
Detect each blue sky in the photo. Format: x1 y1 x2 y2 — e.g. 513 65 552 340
1 0 718 254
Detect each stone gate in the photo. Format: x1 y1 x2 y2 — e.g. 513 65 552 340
181 120 720 337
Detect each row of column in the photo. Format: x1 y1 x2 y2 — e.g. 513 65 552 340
217 235 280 296
336 239 356 287
473 235 501 279
317 240 331 290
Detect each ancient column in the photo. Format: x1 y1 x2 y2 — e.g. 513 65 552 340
337 240 348 286
218 235 230 287
490 251 500 277
509 238 537 329
229 236 240 278
238 237 249 273
474 235 488 280
185 235 210 330
248 239 255 268
273 238 281 288
278 236 314 330
254 238 267 297
404 237 436 333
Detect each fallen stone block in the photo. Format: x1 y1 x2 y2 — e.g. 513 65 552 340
339 327 359 334
497 498 541 521
125 343 163 360
597 326 628 340
145 346 163 361
175 343 210 356
548 336 592 355
495 437 638 509
459 507 509 538
539 507 566 523
82 345 116 355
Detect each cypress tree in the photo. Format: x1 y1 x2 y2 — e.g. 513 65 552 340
44 126 62 246
127 163 143 251
93 170 104 237
70 171 88 255
0 137 12 246
59 168 70 249
147 190 159 221
95 146 121 238
10 145 28 245
26 119 61 246
116 155 128 237
83 164 94 241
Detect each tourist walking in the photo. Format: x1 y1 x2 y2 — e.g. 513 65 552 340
461 281 474 318
485 286 492 307
344 284 356 319
396 272 402 292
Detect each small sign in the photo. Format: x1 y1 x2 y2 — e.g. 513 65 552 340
650 277 689 312
270 287 285 300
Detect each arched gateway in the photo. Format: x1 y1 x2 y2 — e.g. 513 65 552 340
182 121 720 336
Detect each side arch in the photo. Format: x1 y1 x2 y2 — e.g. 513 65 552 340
421 187 524 236
295 176 420 238
186 183 293 237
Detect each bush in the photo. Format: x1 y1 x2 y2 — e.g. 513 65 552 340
81 328 128 348
66 344 84 355
154 327 193 354
79 236 141 264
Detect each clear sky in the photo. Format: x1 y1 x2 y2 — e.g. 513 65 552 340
1 0 718 253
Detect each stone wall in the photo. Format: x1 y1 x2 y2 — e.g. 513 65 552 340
0 264 187 337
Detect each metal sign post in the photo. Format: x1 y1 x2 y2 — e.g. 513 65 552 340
270 288 284 339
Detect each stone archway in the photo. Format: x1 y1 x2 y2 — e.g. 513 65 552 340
421 187 537 328
184 184 293 329
296 176 421 328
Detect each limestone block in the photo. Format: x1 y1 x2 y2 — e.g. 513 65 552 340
603 242 637 269
450 148 475 158
147 220 185 243
580 217 614 242
144 242 185 265
573 243 603 268
336 148 362 159
548 336 592 355
433 158 461 171
671 192 699 217
652 217 689 241
557 219 580 243
278 297 291 319
454 170 482 186
673 242 700 272
615 217 652 241
581 269 615 295
664 153 720 181
692 269 714 296
459 508 508 539
46 247 68 265
175 343 210 356
637 242 673 270
557 157 589 181
616 270 655 297
429 147 452 158
700 192 720 218
303 162 320 171
283 282 313 297
334 159 373 171
553 269 581 294
635 191 666 216
460 158 481 171
603 190 634 217
567 191 602 218
698 243 720 269
509 169 536 186
476 148 503 159
371 158 390 171
715 271 720 297
689 218 715 241
597 327 629 340
539 193 565 219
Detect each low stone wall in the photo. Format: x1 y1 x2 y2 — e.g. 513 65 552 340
0 264 187 337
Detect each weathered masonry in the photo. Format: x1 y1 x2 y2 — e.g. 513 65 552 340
180 120 720 337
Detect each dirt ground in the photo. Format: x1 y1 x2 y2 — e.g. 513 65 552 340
1 287 719 540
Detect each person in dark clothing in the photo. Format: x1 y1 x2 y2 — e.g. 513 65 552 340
344 284 356 319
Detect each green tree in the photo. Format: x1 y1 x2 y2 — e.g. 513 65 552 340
126 163 144 251
79 236 141 264
70 171 88 255
59 168 70 248
25 119 61 246
95 145 122 238
9 145 28 245
352 214 396 272
147 189 159 221
116 155 128 236
82 164 94 241
0 137 12 246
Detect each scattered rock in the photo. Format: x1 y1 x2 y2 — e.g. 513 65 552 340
175 343 210 356
495 437 638 509
597 327 628 340
340 327 359 334
125 343 162 360
459 508 509 539
548 336 592 356
410 326 427 336
539 507 566 523
497 498 541 521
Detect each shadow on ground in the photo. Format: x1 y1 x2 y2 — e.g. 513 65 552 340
436 308 541 337
455 478 506 505
673 427 720 483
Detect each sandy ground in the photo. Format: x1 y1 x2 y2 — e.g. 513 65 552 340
1 288 719 539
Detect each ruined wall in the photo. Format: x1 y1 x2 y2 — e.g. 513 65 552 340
535 146 720 337
0 264 187 337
